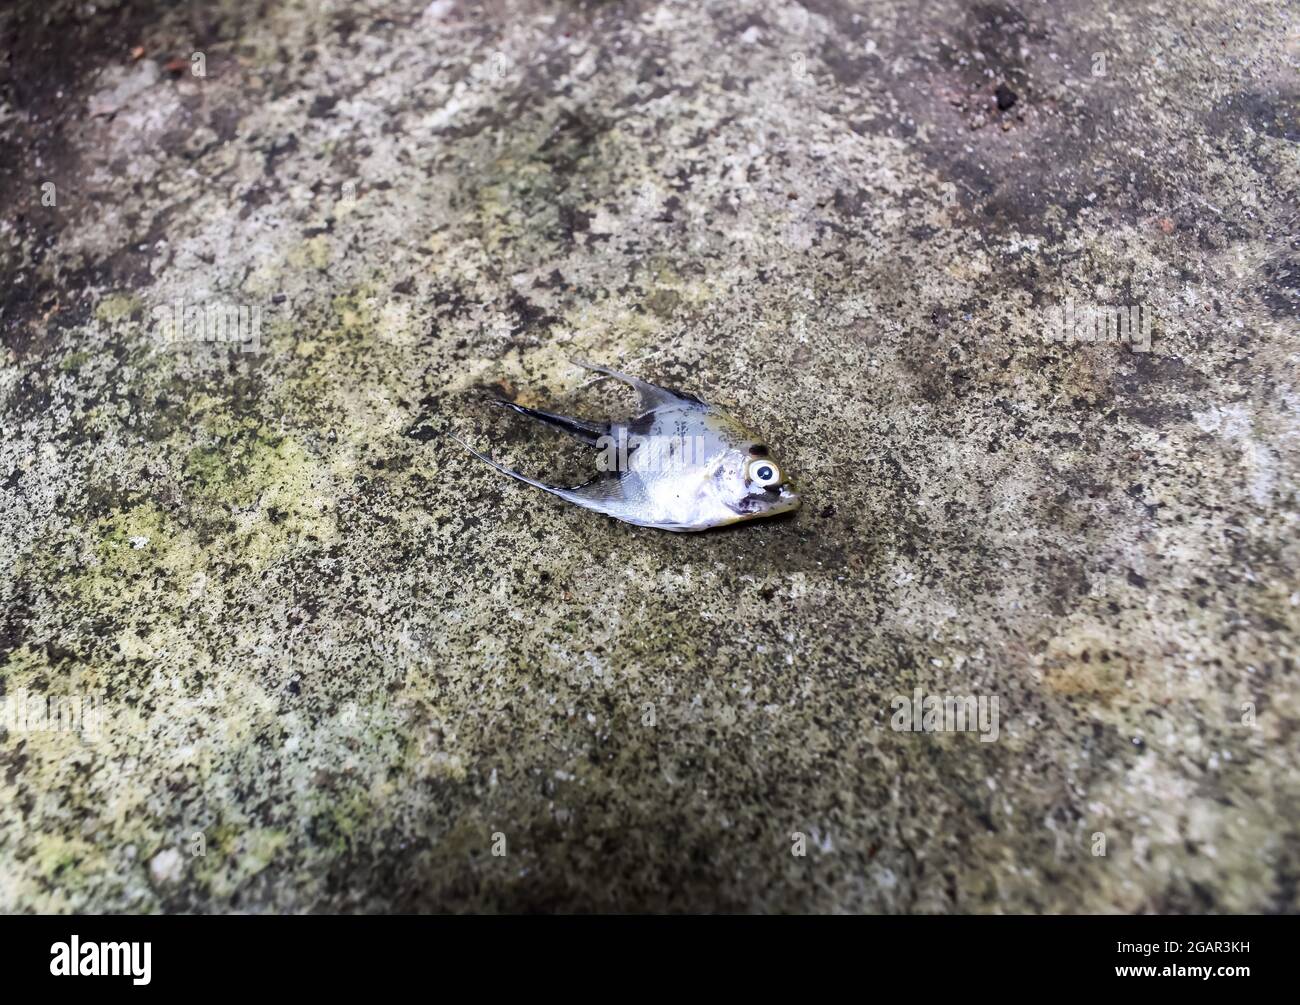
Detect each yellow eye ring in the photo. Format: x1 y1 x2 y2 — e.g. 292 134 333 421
747 457 781 487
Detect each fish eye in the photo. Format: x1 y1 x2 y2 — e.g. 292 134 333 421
747 457 781 487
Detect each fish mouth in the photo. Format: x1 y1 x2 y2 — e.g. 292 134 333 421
730 482 801 520
769 483 801 515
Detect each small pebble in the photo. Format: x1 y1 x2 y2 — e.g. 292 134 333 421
149 847 184 887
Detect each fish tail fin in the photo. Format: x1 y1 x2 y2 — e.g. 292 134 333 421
488 399 608 447
449 433 569 496
451 433 638 522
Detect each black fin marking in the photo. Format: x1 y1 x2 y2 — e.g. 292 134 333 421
490 399 609 447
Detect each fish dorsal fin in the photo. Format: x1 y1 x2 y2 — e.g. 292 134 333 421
570 359 701 412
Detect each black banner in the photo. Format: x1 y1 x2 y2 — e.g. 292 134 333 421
0 914 1282 991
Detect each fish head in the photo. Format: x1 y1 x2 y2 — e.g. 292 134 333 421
709 437 801 525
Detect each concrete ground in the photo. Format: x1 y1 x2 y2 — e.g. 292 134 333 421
0 0 1296 912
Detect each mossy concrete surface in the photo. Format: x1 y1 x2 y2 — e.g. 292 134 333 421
0 0 1296 912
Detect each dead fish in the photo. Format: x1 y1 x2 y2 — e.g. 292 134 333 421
453 360 800 532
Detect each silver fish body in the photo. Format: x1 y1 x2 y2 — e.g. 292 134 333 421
455 361 800 532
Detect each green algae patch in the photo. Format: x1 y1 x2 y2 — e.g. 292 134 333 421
286 234 332 272
234 827 288 876
0 641 54 682
309 789 373 855
10 502 209 630
332 286 380 339
276 284 391 370
203 827 289 901
183 421 338 564
92 503 196 571
94 293 142 325
33 834 98 883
